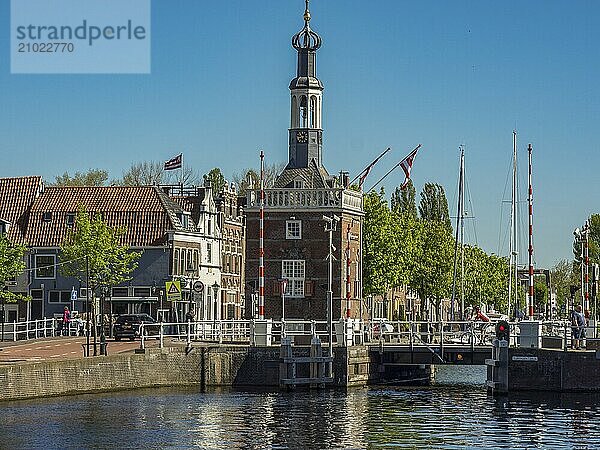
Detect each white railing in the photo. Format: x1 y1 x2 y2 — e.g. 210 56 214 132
245 188 363 213
1 318 58 342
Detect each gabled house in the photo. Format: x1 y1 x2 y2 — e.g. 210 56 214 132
23 185 221 321
0 176 44 322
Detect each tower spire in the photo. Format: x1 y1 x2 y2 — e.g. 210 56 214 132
287 0 324 170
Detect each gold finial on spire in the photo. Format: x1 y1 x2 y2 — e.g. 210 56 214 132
303 0 311 23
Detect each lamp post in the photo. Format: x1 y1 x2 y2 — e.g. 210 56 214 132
281 278 288 337
100 286 108 356
212 281 220 329
323 214 339 374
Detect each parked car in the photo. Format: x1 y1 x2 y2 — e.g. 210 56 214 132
113 314 157 341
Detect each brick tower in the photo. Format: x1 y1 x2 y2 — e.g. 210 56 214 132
244 1 364 323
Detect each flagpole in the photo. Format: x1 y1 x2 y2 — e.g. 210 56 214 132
368 144 421 193
180 153 184 195
349 147 391 185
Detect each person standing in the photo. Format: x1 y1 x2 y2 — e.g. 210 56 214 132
571 305 585 350
62 306 71 336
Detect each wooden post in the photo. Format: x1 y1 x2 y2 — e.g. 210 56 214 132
280 337 293 388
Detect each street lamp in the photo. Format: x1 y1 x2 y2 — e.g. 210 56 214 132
280 278 288 337
186 261 197 319
212 281 220 328
100 286 108 356
323 214 339 375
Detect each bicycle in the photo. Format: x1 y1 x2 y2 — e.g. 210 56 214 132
459 321 494 345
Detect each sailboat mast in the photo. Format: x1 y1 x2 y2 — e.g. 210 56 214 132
508 131 517 318
450 146 465 320
460 146 465 317
527 143 534 319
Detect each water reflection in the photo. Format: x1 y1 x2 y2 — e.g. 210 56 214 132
1 384 599 449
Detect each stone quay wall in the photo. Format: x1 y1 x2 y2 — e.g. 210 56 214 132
509 348 600 392
0 344 386 402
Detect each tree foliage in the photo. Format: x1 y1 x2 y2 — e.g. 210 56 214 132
391 179 417 219
119 161 165 186
418 182 451 229
52 169 108 186
231 162 285 195
204 168 226 193
60 207 141 293
117 160 200 186
0 234 28 303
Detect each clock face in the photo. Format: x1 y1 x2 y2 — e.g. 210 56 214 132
296 131 308 143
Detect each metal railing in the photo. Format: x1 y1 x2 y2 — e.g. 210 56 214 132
1 318 58 341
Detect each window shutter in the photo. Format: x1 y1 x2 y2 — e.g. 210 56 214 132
304 280 314 297
273 280 281 296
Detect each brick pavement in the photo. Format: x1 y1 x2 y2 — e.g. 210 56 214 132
0 336 159 363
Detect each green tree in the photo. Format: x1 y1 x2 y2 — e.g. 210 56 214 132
363 190 398 295
60 207 141 296
204 168 226 193
410 219 453 320
52 169 109 186
551 259 575 311
418 182 451 229
0 234 28 303
391 179 417 219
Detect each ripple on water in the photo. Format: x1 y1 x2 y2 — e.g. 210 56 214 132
0 386 599 449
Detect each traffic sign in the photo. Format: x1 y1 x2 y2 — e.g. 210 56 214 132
193 280 204 293
71 287 77 301
165 280 182 302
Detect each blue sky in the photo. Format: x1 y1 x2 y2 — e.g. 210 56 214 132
1 0 599 268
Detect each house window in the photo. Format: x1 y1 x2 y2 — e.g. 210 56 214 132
207 217 212 235
207 243 212 263
173 249 180 275
49 291 71 303
42 212 52 222
286 220 302 240
112 287 129 297
133 287 151 297
66 213 75 226
282 260 305 298
35 255 55 279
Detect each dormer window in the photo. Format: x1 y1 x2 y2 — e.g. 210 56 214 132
42 212 52 222
0 220 8 235
66 213 75 226
293 179 304 189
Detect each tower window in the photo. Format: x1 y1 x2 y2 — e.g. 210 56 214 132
310 96 317 128
282 260 305 298
299 96 308 127
286 220 302 239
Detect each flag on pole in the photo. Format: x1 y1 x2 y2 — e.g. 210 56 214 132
399 145 421 189
164 154 182 171
357 147 391 189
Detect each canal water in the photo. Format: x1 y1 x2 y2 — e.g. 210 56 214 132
1 366 599 449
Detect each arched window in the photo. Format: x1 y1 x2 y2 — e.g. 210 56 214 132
291 96 297 127
299 96 308 128
173 249 180 275
310 96 317 128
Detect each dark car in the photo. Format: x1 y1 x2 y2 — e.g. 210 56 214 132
113 314 157 341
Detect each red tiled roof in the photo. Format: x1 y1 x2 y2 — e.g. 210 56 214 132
26 186 179 247
0 176 43 244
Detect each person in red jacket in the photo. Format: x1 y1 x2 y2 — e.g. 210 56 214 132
62 306 71 336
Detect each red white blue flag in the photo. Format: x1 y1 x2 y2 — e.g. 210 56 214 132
164 154 182 170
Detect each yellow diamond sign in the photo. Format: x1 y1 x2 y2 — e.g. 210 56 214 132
166 280 182 302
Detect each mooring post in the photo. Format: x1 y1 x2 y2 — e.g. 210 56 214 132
310 336 324 388
280 336 293 388
486 338 509 395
